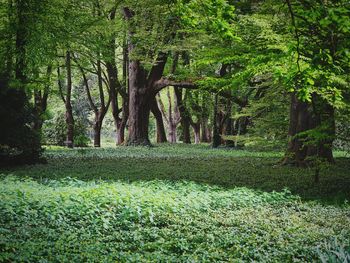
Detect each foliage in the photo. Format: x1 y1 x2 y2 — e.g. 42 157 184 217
42 111 90 147
0 85 42 166
3 144 349 202
0 145 349 262
317 239 350 263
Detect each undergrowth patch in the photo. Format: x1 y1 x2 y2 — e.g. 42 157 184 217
0 145 349 262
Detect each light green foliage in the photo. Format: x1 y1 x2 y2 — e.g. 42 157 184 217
282 0 350 104
0 145 349 262
177 0 236 40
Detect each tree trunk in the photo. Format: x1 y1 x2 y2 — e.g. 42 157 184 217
169 122 177 143
212 94 221 148
34 65 51 131
174 87 191 144
116 117 127 145
201 117 210 143
65 51 74 148
127 95 151 145
283 93 335 165
115 97 128 145
127 58 151 145
225 99 235 147
182 119 191 144
124 7 168 146
151 97 167 143
225 117 235 147
106 8 129 146
193 123 200 144
93 121 102 147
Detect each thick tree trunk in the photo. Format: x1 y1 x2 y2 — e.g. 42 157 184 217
124 7 168 146
127 58 151 145
127 94 151 145
151 97 167 143
283 93 334 165
65 51 74 148
93 121 102 147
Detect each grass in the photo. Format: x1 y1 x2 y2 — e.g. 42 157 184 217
0 144 349 262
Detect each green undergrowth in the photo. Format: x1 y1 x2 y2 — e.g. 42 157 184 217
0 145 349 262
0 176 349 262
43 144 286 159
3 145 350 203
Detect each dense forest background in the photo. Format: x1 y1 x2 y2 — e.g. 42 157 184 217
0 0 349 164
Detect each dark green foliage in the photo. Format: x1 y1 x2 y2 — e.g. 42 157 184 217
0 78 42 166
42 111 90 147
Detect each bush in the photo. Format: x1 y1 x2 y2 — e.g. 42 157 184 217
0 80 42 165
42 111 90 147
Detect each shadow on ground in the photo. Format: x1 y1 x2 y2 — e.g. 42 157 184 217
1 150 349 204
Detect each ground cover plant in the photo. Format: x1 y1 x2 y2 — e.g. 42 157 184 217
1 145 349 262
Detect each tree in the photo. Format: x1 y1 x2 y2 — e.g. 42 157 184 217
0 0 43 164
122 0 235 145
157 88 181 143
57 51 75 148
282 0 350 165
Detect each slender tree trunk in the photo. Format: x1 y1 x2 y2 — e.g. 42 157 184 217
116 117 127 145
225 99 234 147
174 87 191 144
182 119 191 144
212 94 221 148
193 123 200 144
65 51 74 148
201 117 210 143
151 97 167 143
225 118 235 147
168 122 177 143
107 59 129 146
34 65 52 131
105 7 129 146
115 97 128 145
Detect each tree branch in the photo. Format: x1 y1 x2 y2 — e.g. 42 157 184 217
154 78 197 92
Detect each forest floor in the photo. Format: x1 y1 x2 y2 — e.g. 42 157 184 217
1 144 349 262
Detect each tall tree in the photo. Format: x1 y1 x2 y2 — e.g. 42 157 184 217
0 0 43 164
282 0 350 165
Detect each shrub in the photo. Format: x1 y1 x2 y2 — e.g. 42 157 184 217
42 111 90 147
0 81 42 165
